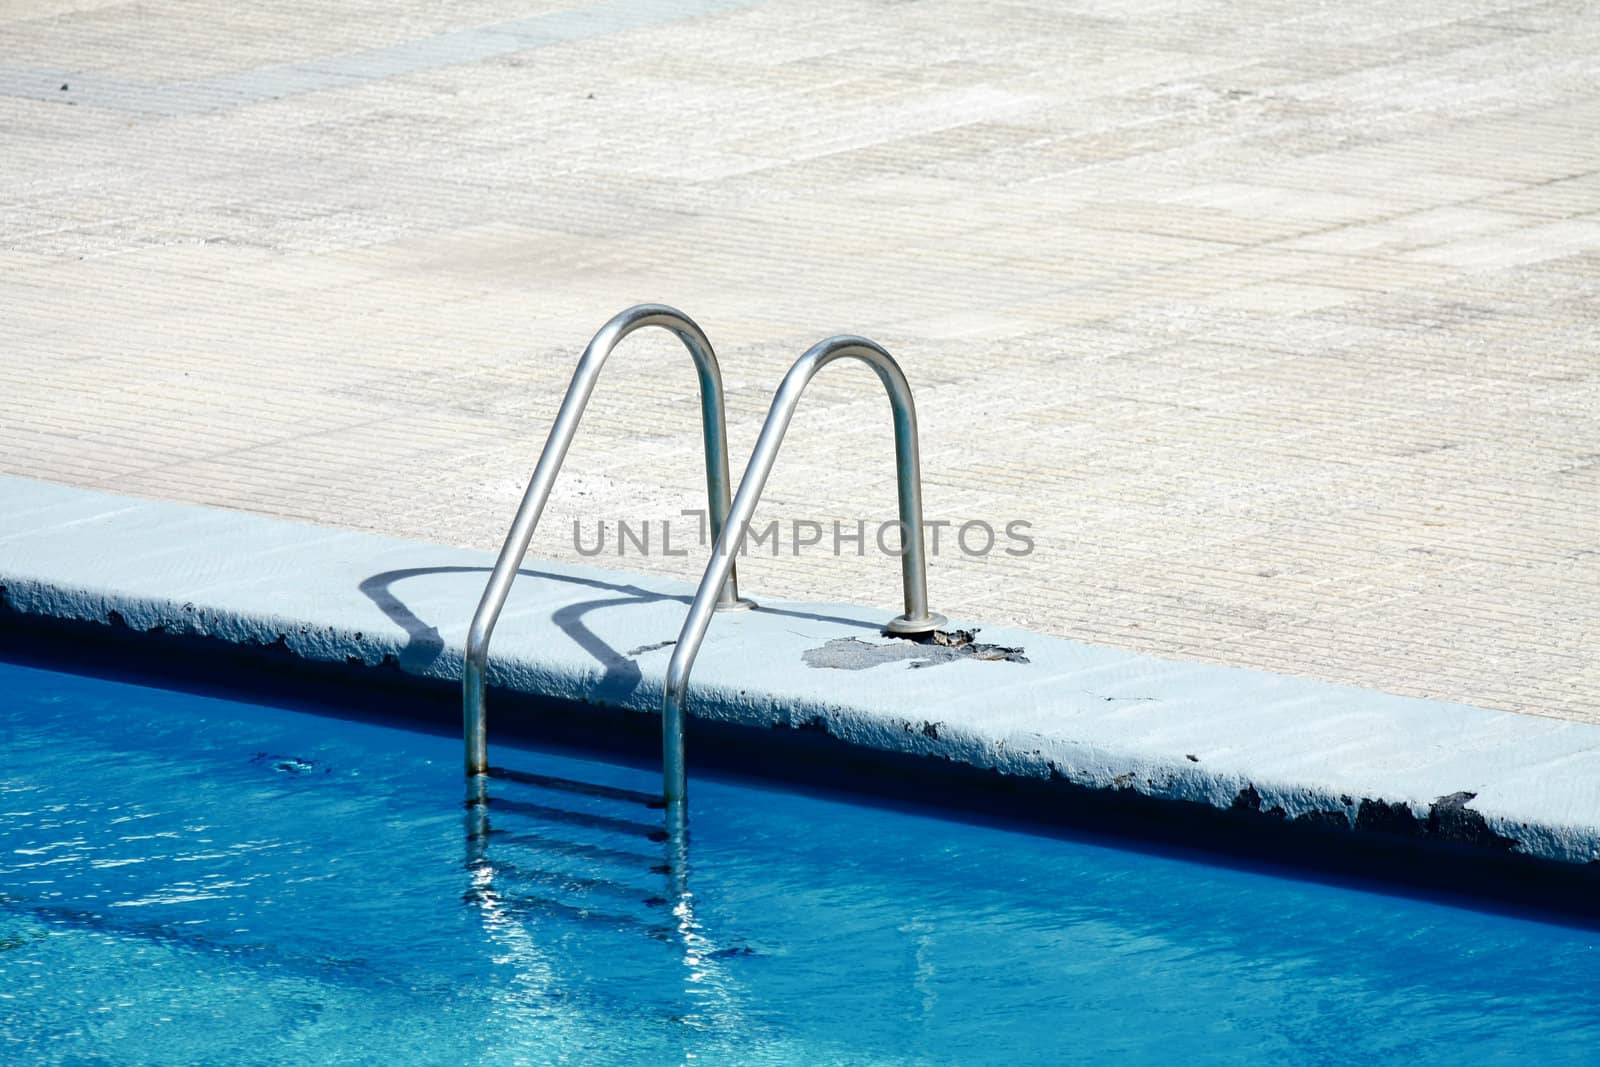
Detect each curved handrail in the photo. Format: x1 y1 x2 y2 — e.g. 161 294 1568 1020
464 304 747 781
660 336 946 818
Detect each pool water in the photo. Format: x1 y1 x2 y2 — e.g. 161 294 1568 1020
2 660 1597 1065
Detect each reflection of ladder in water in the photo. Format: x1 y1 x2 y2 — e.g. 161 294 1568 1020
463 765 756 1054
465 764 674 938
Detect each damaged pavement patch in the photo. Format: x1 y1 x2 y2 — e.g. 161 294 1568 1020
803 628 1028 671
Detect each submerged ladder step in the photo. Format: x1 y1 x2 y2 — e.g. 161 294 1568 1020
484 796 666 840
487 859 655 904
462 884 672 937
484 829 665 871
487 766 659 807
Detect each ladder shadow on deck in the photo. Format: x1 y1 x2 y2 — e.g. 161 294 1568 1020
359 564 881 699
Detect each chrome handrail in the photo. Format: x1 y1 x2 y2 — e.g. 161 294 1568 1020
661 335 946 821
463 304 749 784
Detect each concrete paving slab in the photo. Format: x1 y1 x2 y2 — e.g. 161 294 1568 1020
0 0 1596 731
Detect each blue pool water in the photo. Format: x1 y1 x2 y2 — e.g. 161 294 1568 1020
2 660 1598 1065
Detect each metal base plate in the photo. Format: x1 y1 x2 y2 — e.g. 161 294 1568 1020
885 611 948 636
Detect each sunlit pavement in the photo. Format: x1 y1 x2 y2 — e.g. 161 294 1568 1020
3 0 1596 721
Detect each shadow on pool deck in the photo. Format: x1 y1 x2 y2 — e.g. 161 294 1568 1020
357 564 882 703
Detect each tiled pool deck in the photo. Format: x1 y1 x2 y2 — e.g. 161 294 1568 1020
1 0 1596 801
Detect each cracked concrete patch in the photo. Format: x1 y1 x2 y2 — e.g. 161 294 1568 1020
802 629 1028 671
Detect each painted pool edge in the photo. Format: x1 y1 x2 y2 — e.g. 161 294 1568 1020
3 475 1598 875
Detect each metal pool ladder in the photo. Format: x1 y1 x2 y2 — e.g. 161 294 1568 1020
660 335 946 826
462 304 751 792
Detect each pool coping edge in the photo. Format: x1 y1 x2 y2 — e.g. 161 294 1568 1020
3 474 1599 882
